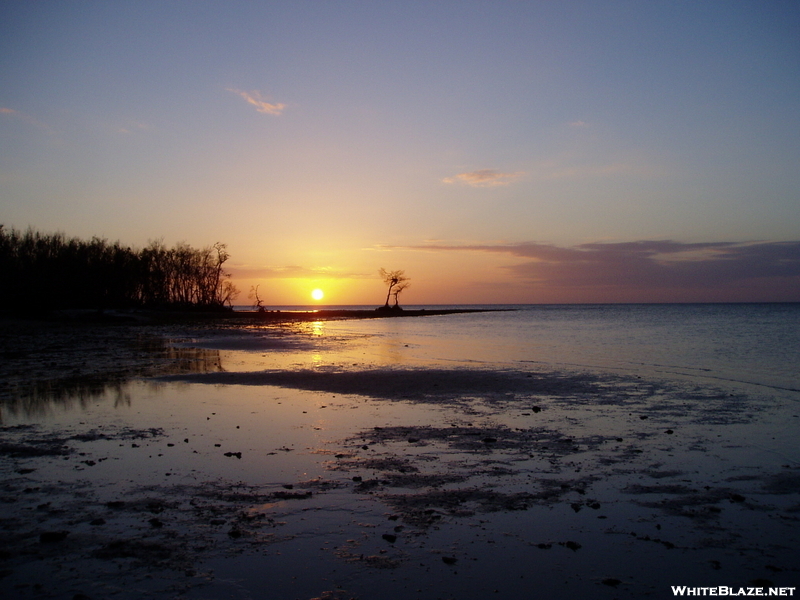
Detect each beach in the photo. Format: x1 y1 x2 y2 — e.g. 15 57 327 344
1 307 798 599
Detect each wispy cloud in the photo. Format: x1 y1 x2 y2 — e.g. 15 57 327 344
229 265 370 279
442 169 525 188
227 89 286 116
116 120 150 135
399 240 800 301
1 107 55 134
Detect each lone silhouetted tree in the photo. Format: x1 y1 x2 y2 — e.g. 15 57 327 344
379 268 409 309
249 284 265 312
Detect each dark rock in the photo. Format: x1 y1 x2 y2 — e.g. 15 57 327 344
602 578 621 587
273 490 312 500
382 534 397 543
40 531 69 543
224 451 242 459
442 556 457 565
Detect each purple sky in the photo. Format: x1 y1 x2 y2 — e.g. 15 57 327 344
2 1 798 303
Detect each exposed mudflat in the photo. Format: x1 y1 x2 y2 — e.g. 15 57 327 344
1 318 798 599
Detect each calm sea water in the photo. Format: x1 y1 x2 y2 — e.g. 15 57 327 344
290 303 800 394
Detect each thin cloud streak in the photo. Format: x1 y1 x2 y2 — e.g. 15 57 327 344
442 169 525 187
404 240 800 301
1 107 55 134
230 265 370 280
227 89 286 115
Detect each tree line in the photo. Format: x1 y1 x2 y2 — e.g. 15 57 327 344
0 226 239 312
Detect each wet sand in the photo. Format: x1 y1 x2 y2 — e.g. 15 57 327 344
1 317 798 599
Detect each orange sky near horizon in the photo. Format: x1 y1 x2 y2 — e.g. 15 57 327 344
2 2 798 304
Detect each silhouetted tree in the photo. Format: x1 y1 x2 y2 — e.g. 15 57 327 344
249 284 265 312
379 268 409 309
392 281 410 307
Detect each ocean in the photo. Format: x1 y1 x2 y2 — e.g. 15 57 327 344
277 303 800 394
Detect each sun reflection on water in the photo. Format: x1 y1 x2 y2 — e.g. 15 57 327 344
311 321 325 336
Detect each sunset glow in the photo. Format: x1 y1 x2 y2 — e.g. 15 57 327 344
1 3 798 303
311 289 324 301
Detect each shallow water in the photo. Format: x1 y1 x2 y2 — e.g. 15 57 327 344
303 303 800 391
2 305 799 599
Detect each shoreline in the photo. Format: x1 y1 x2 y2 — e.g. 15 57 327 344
0 308 503 406
2 307 507 326
224 307 508 322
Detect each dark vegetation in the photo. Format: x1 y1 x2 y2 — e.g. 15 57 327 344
0 225 239 312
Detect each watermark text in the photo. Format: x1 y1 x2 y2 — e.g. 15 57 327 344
672 587 796 597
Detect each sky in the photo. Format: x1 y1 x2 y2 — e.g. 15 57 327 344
2 1 799 304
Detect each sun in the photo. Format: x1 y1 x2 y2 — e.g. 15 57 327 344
311 288 324 301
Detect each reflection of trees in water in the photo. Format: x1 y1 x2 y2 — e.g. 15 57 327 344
0 345 223 421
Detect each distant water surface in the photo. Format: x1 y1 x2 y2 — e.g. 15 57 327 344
299 304 800 393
